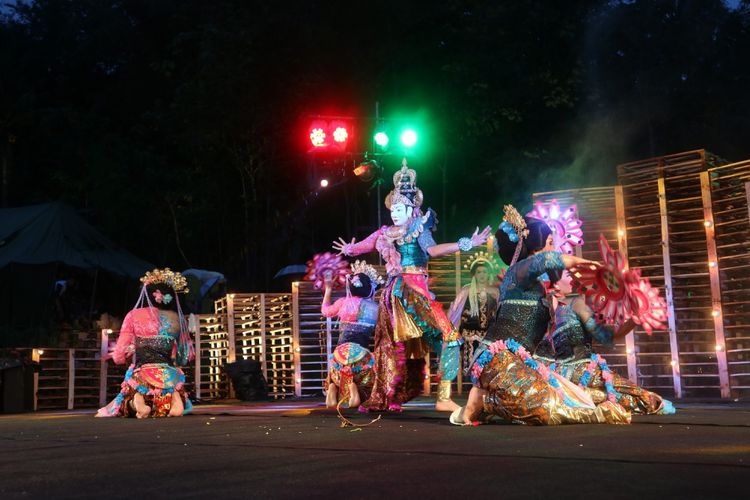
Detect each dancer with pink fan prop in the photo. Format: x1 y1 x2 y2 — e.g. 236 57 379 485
453 206 630 426
318 260 383 410
536 265 675 415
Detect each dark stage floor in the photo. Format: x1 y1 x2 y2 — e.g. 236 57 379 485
1 398 749 499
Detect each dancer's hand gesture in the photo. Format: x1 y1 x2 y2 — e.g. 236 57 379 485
471 225 493 247
332 237 355 255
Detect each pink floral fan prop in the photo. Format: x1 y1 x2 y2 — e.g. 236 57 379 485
527 200 583 254
304 252 349 290
570 234 667 334
627 271 669 335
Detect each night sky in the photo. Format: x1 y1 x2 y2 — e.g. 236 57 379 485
2 0 749 292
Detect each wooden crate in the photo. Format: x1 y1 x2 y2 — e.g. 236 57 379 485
188 313 226 400
706 160 750 398
617 149 730 398
209 293 295 399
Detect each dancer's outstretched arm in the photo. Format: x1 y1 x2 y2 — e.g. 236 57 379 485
427 225 492 258
332 227 385 256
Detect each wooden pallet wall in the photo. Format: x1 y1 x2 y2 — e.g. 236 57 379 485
617 149 729 398
707 160 750 397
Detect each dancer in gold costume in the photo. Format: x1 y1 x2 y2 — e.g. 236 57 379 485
452 207 630 426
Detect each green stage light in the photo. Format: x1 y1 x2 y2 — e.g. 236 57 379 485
374 131 389 148
400 129 417 148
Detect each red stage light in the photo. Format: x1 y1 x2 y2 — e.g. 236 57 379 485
333 126 348 143
329 120 350 149
307 119 351 151
310 127 326 147
309 120 329 148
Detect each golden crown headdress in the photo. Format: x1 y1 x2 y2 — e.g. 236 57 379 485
463 250 501 275
350 260 385 286
501 204 529 239
140 268 189 293
385 158 424 209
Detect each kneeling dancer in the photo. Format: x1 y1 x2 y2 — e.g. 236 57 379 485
97 268 194 418
454 207 630 425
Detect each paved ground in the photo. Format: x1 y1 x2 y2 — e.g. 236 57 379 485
1 398 749 499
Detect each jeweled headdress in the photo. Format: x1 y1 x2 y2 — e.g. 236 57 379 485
499 204 530 266
384 158 424 209
350 260 385 287
140 268 189 294
463 251 501 275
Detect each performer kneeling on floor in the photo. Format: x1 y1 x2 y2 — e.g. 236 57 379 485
452 206 631 426
97 268 194 418
321 261 383 409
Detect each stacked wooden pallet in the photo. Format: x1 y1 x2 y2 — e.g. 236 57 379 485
211 293 295 399
193 313 229 400
617 150 728 398
292 281 336 397
34 348 71 410
261 294 296 398
707 160 750 398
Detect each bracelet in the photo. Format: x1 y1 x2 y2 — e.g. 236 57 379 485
458 237 473 252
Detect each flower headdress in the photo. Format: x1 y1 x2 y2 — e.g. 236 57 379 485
384 158 424 209
499 204 529 266
140 268 189 293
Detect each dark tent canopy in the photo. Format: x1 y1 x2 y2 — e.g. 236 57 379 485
0 202 154 345
0 202 152 278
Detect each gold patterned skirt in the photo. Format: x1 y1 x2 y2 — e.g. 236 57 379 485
477 349 631 425
537 356 674 415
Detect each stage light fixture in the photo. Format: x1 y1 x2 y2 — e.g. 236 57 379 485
320 179 329 188
374 131 389 148
309 127 326 147
330 120 350 147
333 126 349 143
400 129 417 147
353 160 382 183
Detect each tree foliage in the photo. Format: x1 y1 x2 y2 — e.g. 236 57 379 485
2 0 749 289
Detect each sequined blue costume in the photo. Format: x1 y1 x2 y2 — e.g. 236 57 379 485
484 251 565 349
468 251 631 425
534 300 675 415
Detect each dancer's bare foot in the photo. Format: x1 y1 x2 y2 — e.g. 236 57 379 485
347 383 360 409
463 387 486 424
133 393 151 419
435 398 460 412
325 384 338 409
168 392 184 417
